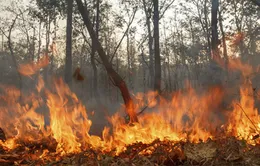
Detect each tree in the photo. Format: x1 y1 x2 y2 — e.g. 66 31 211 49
185 0 212 56
153 0 161 92
218 1 228 70
142 0 155 89
0 10 23 97
65 0 73 84
75 0 138 123
139 0 175 89
29 0 66 84
211 0 219 60
90 0 100 100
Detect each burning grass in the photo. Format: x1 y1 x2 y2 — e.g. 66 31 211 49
0 57 260 165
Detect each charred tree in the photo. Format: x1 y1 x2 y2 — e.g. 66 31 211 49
65 0 73 84
75 0 138 123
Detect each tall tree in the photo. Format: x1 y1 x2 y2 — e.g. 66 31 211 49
218 2 228 69
75 0 138 123
90 0 100 100
65 0 73 84
142 0 154 89
153 0 161 92
211 0 219 59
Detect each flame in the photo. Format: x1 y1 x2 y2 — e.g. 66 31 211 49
0 56 260 158
227 82 260 144
18 54 49 77
45 78 91 154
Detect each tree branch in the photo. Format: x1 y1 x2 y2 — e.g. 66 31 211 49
109 7 138 63
159 0 175 20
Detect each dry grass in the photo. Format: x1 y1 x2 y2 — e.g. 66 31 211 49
0 136 260 166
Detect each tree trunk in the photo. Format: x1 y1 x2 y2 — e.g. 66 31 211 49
25 30 30 61
1 33 3 52
163 24 172 92
204 1 211 58
44 16 51 83
75 0 138 123
65 0 73 84
127 31 131 86
32 27 36 61
37 21 42 62
91 0 100 101
153 0 161 92
211 0 220 59
7 16 22 97
45 16 50 54
218 7 228 70
50 16 57 73
142 0 154 89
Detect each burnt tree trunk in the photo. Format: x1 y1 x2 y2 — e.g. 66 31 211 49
65 0 73 84
153 0 161 92
75 0 138 123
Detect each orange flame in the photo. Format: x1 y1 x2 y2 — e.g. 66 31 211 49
18 55 49 77
0 56 260 157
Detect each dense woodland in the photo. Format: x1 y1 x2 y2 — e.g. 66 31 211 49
0 0 259 124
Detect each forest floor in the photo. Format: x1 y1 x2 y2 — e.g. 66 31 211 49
0 136 260 166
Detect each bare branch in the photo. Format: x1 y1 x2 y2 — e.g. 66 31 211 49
137 1 175 50
159 0 175 20
109 7 138 63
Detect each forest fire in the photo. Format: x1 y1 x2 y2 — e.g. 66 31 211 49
0 56 259 165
